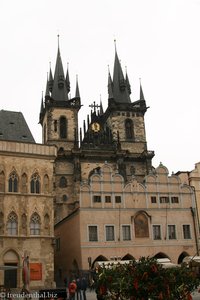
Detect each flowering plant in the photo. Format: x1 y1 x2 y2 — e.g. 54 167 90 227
95 257 200 300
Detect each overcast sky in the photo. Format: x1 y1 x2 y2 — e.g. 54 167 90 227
0 0 200 174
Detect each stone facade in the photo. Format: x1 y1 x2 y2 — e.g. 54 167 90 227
1 42 199 290
0 140 56 289
54 163 198 283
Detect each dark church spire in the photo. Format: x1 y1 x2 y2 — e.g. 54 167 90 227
112 41 131 103
75 75 80 99
48 63 53 93
45 73 50 97
125 67 131 95
51 35 69 101
66 63 70 93
100 97 104 115
139 79 145 100
108 66 113 99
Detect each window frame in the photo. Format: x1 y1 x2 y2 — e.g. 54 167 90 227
8 171 18 193
105 225 115 241
88 225 98 242
122 225 131 241
115 196 121 203
151 196 157 203
30 173 40 194
183 224 191 239
105 195 111 203
152 224 162 240
30 213 41 235
168 224 176 240
7 212 18 235
93 195 101 203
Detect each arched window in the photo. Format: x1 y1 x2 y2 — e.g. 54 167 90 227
60 116 67 139
134 212 149 238
30 173 40 194
59 176 67 188
7 212 18 235
125 119 134 140
21 173 27 193
8 170 18 192
0 171 5 192
30 213 41 235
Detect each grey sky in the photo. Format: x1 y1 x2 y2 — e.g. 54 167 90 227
0 0 200 173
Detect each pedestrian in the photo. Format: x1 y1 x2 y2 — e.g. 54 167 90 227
76 278 82 300
81 277 87 300
68 279 77 300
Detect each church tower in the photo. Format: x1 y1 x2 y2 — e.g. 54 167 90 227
39 38 81 152
80 45 154 183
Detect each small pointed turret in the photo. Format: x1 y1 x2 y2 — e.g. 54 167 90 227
48 64 53 93
40 92 44 114
66 63 70 93
51 35 69 101
125 67 131 95
75 75 80 99
108 66 113 99
45 73 50 97
100 97 104 115
112 41 131 103
139 79 145 101
39 92 45 124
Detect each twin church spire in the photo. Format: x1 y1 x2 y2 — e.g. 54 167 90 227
44 38 80 103
40 39 146 122
108 42 145 104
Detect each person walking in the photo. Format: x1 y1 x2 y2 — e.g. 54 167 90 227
68 279 77 300
76 278 82 300
81 277 87 300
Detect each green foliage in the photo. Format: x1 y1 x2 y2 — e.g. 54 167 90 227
94 257 200 300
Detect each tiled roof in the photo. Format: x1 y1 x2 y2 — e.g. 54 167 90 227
0 110 35 143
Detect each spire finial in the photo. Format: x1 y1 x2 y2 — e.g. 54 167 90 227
114 39 117 53
57 34 60 49
139 78 145 101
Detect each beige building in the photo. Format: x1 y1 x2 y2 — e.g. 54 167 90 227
41 44 199 284
0 41 199 289
0 111 56 289
54 163 199 283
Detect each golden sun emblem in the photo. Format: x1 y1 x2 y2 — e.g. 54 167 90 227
91 122 100 132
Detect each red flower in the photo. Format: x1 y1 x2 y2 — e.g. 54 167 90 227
141 272 148 280
151 264 158 273
99 285 107 295
133 279 138 290
187 293 193 300
158 292 163 299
